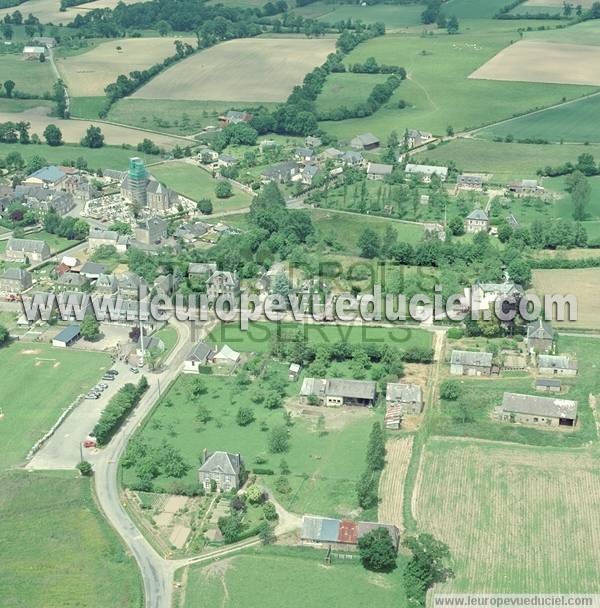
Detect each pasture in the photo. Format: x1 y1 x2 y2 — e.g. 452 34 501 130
131 37 336 102
122 369 375 517
320 31 593 142
150 162 253 211
179 549 408 608
0 342 110 468
0 471 142 608
526 18 600 46
57 37 195 97
532 268 600 330
1 54 55 97
413 437 600 593
316 73 389 114
470 41 600 87
479 93 600 143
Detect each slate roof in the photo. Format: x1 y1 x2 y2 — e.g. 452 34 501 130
527 319 554 340
351 133 380 146
188 262 217 276
386 383 422 403
27 165 65 183
187 341 214 363
501 392 577 420
1 267 30 281
466 208 489 221
538 354 577 371
53 324 81 343
451 350 493 367
536 378 561 388
367 162 393 176
7 238 50 254
206 270 236 287
199 451 242 476
80 261 107 276
405 163 448 177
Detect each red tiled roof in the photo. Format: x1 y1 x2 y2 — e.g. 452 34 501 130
338 520 358 544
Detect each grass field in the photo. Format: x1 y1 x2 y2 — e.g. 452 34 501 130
413 138 600 181
29 230 81 253
208 321 432 353
57 37 195 97
0 471 142 608
0 98 54 114
526 17 600 46
179 549 408 608
479 93 600 143
0 0 144 23
0 342 110 468
319 31 594 142
316 73 389 114
150 162 253 211
122 368 374 517
0 142 155 170
414 437 600 593
443 0 511 18
1 54 56 97
132 37 336 102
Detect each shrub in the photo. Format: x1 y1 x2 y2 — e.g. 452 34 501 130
440 379 460 401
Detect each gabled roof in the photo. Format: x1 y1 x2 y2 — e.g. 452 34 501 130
80 261 107 276
451 350 493 367
301 516 340 543
213 344 240 362
351 133 379 146
206 270 236 287
527 319 554 340
187 341 214 363
300 377 376 400
27 165 65 183
188 262 217 276
501 392 577 420
1 267 30 281
538 354 577 371
7 238 50 254
199 451 242 476
367 162 393 176
96 273 118 290
466 208 488 221
54 324 81 343
405 163 448 176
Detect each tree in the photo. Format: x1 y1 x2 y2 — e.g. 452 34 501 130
447 15 459 34
80 125 104 148
236 406 255 426
440 379 460 400
80 315 100 341
258 520 276 545
77 460 93 476
197 198 213 215
366 422 386 471
218 514 243 544
109 220 132 235
268 424 289 453
403 533 453 607
358 527 397 572
356 469 378 509
3 79 15 98
358 228 381 259
43 124 63 147
448 215 464 236
190 377 207 398
569 171 591 221
0 324 9 346
215 180 233 198
245 484 262 504
497 222 513 243
156 19 171 36
263 501 278 521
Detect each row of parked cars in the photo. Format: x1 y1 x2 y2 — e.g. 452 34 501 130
84 369 119 400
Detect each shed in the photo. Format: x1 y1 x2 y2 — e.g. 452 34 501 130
52 324 81 347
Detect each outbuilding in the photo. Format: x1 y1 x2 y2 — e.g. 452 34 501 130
52 324 81 348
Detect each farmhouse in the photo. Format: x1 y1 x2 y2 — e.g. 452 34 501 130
218 153 239 169
350 133 380 151
198 450 244 492
457 173 484 190
261 161 299 184
13 185 75 215
526 319 554 353
366 162 393 180
300 377 377 407
493 392 578 428
464 208 489 234
469 280 523 314
405 129 433 149
538 354 577 376
300 163 319 185
184 342 212 371
507 179 545 197
301 516 399 550
404 163 448 182
22 45 46 60
536 378 561 393
295 147 316 163
219 110 252 126
342 151 364 167
321 147 344 161
0 268 32 294
206 271 239 299
175 222 209 242
52 324 81 348
450 350 493 376
56 272 89 291
5 238 50 263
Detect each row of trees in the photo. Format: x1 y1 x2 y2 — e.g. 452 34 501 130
356 422 386 509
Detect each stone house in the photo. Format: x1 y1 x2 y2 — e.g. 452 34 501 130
366 162 393 181
0 267 32 294
198 450 244 492
538 354 577 377
5 238 50 263
206 271 239 299
493 392 577 428
450 350 493 376
526 320 554 353
350 133 380 151
464 208 489 234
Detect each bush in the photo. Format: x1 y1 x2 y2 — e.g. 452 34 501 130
263 501 278 521
76 460 93 476
215 180 233 198
440 379 460 401
447 327 464 340
252 467 275 475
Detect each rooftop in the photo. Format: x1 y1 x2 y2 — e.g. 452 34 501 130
500 392 577 420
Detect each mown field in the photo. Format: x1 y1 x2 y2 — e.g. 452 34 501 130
316 73 390 114
178 549 408 608
0 471 142 608
526 17 600 46
1 54 56 96
0 342 110 468
319 30 593 142
150 162 253 211
414 437 600 593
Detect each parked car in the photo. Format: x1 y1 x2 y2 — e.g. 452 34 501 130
98 383 109 390
83 437 97 448
129 367 139 374
102 375 115 381
107 369 118 376
85 393 100 400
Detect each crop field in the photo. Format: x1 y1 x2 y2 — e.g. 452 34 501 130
378 436 413 532
1 54 56 97
316 73 389 114
526 18 600 46
532 268 600 329
150 162 253 211
0 342 110 468
0 471 141 608
131 37 336 102
57 37 195 97
123 369 374 517
413 138 600 181
0 0 144 23
413 437 600 593
320 32 593 142
479 93 600 143
179 550 408 608
470 41 600 87
0 108 188 148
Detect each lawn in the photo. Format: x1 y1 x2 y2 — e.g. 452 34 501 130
208 321 432 353
413 138 600 182
29 230 81 254
479 93 600 143
154 324 179 357
151 161 253 211
1 54 56 97
0 470 142 608
122 365 377 517
431 335 599 447
316 73 390 115
178 548 409 608
319 30 594 142
0 142 155 171
414 437 600 593
0 342 111 468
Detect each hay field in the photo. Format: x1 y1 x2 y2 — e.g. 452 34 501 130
0 107 189 148
414 438 600 593
532 267 600 329
58 37 195 97
132 37 336 102
378 436 413 532
470 40 600 86
0 0 144 23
